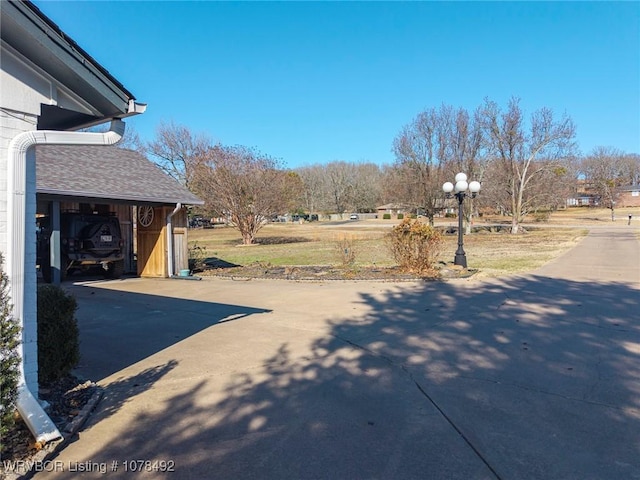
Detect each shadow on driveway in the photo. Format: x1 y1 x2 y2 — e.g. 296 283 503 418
67 281 271 381
70 274 639 480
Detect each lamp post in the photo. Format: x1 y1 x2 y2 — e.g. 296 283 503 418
442 173 481 268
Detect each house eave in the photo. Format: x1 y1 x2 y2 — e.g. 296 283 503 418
2 1 142 123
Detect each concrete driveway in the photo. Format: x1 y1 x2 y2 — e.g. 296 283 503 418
37 227 639 479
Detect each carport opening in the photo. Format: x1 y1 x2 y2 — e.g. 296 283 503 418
36 201 191 282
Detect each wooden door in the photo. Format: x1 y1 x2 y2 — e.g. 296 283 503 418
136 206 167 277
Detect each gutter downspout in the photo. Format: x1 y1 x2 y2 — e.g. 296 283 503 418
7 119 126 444
166 203 182 277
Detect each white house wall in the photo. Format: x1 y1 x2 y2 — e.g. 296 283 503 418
0 46 62 394
1 55 51 115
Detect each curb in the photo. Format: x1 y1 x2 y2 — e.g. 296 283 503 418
63 387 103 435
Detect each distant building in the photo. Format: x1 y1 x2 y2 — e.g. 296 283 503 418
617 185 640 207
565 178 640 208
376 203 409 218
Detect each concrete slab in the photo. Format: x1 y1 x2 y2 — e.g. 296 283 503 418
34 228 639 479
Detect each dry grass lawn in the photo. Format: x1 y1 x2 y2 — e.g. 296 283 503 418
461 228 586 276
187 206 640 278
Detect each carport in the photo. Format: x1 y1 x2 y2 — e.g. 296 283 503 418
36 144 204 284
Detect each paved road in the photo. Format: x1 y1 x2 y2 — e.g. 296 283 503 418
535 226 639 282
36 227 639 479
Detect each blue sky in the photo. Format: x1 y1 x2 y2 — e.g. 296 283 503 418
33 1 639 168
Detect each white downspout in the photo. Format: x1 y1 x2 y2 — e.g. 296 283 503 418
7 119 126 444
166 203 182 277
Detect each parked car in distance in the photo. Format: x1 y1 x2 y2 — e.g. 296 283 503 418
349 214 359 220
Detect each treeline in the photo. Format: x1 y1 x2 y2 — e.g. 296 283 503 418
119 96 639 239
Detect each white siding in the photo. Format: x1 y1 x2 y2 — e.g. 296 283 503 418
1 49 48 394
0 51 53 115
1 44 96 117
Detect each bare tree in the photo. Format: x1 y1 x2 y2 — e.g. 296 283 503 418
282 171 306 215
297 164 330 214
480 97 576 233
581 146 628 221
477 159 512 215
620 153 640 186
191 145 297 245
447 107 485 173
391 108 445 225
116 124 147 154
297 162 384 216
391 104 487 226
147 120 211 188
325 161 357 215
481 157 576 218
83 123 147 154
443 106 488 233
351 163 384 213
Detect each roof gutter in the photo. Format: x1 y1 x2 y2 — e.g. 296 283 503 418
7 119 126 444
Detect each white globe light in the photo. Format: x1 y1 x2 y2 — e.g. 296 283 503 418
469 181 481 193
454 172 467 183
442 182 454 193
455 180 468 193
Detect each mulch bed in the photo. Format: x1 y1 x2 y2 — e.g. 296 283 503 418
1 375 98 466
197 263 477 281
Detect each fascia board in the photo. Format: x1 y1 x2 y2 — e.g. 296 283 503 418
3 2 133 116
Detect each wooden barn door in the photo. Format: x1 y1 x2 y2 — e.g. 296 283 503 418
136 206 167 277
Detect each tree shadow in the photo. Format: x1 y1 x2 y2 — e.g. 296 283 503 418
203 257 240 269
88 360 179 430
65 276 640 479
67 283 271 381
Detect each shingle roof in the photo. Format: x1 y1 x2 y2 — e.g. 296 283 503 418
35 145 204 205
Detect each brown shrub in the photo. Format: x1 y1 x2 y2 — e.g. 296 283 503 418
335 234 357 267
386 219 443 275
